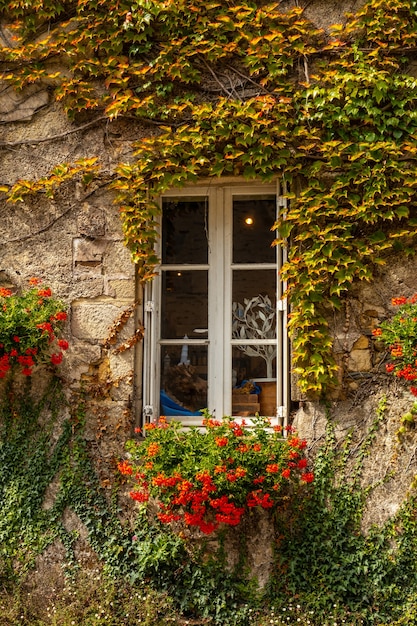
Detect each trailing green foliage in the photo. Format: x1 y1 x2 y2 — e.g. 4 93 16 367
0 377 71 576
4 381 417 623
2 0 417 393
272 399 417 625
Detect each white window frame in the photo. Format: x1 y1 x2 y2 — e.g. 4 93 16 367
142 178 289 427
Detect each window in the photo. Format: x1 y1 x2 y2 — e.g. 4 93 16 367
142 181 289 426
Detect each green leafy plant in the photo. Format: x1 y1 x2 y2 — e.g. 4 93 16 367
0 279 68 378
121 414 313 535
373 294 417 395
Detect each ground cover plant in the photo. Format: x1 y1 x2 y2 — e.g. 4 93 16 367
2 369 417 624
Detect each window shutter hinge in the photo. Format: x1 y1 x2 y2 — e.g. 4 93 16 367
143 405 153 417
277 195 287 208
145 301 154 313
277 299 287 311
277 405 286 418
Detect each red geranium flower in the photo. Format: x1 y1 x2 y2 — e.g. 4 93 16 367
50 352 63 365
301 472 314 483
37 288 52 298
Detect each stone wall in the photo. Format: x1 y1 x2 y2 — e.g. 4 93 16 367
0 83 142 464
293 253 417 530
1 0 416 554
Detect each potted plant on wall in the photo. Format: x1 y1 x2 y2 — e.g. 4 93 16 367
232 294 277 416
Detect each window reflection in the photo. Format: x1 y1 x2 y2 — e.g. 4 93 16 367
161 271 208 339
160 345 208 415
233 195 276 264
162 197 208 265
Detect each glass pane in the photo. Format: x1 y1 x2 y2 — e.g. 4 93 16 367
232 348 276 417
232 269 277 342
162 197 208 265
161 345 208 414
161 270 208 339
233 195 276 264
232 347 277 382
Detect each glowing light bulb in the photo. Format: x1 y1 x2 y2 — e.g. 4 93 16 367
245 217 254 225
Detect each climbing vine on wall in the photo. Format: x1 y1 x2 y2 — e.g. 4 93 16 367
1 0 417 394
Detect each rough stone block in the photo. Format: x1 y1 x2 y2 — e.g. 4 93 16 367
347 349 372 372
0 84 49 122
352 335 369 350
109 347 134 379
71 301 133 342
73 238 108 273
103 240 135 277
77 204 106 238
105 278 135 299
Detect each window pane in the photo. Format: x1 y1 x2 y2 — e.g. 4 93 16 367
161 270 208 339
232 269 277 341
233 195 276 264
162 197 208 265
161 345 208 414
232 346 277 382
232 349 276 417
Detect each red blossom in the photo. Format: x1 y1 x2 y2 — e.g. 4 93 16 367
372 328 382 336
266 463 279 474
281 468 291 479
50 352 63 365
157 512 181 524
130 491 149 502
58 339 69 350
29 277 40 285
215 436 228 447
301 472 314 483
53 311 68 321
13 336 20 343
118 460 133 475
147 442 160 457
0 288 12 297
386 363 395 373
202 418 222 428
37 288 52 298
37 322 54 336
391 296 407 306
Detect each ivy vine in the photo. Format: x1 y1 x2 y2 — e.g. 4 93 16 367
1 0 417 394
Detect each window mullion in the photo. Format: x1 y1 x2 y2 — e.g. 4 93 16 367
208 187 226 418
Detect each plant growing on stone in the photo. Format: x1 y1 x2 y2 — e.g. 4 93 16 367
121 414 313 535
373 295 417 395
0 278 68 378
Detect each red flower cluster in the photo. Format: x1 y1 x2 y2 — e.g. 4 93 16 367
392 296 408 306
121 415 315 535
0 280 68 378
373 295 417 396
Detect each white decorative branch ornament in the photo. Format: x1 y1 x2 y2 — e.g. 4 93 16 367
232 294 277 379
